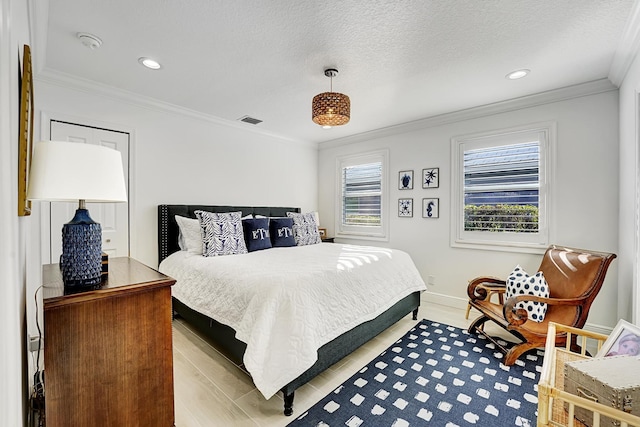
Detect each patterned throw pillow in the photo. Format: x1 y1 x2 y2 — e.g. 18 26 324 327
269 217 296 247
195 210 248 256
286 211 321 246
505 265 549 322
242 218 272 252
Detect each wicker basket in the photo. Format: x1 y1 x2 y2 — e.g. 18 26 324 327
537 322 640 427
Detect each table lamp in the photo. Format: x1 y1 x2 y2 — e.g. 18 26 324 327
27 141 128 288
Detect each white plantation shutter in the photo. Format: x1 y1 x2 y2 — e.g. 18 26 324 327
451 123 553 252
464 141 540 232
342 162 382 226
336 150 389 240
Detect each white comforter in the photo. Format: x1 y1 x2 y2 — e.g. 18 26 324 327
159 243 426 399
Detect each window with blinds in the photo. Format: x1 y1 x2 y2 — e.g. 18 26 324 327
464 141 540 232
342 162 382 226
451 123 553 252
336 150 389 240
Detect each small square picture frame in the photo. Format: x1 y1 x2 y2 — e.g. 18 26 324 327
398 198 413 217
422 198 439 218
595 319 640 357
422 167 439 189
399 170 414 190
318 228 327 239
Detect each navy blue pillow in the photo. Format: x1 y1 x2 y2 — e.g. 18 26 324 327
269 217 296 247
242 218 272 252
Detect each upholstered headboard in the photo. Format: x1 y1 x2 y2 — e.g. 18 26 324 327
157 204 301 264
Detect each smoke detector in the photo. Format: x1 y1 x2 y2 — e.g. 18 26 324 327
76 32 103 49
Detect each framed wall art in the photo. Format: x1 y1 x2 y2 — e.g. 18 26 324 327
398 170 413 190
18 44 34 217
318 228 327 239
422 167 439 189
398 198 413 217
595 319 640 357
422 198 439 218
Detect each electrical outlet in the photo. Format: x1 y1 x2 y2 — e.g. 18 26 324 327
29 335 41 353
428 275 436 286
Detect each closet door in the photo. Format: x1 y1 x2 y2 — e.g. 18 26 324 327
47 121 130 262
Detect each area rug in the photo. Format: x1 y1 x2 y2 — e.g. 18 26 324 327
288 319 542 427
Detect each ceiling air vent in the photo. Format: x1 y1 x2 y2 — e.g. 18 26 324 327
238 115 263 125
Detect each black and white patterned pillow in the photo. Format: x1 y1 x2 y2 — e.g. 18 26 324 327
242 218 272 252
195 210 248 256
286 211 321 246
505 265 549 322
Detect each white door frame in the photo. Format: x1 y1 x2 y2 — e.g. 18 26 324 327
39 111 137 262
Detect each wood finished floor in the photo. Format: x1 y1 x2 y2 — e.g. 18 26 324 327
172 300 514 426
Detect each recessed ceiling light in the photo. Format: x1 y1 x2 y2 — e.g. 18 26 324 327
506 69 530 80
138 57 162 70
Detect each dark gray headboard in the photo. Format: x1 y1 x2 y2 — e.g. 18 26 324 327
158 204 301 264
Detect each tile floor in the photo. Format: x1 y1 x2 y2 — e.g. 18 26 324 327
172 300 511 426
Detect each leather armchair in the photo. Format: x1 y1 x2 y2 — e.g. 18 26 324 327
467 244 616 365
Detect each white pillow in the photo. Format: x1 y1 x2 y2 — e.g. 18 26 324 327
505 265 549 322
286 211 321 246
195 210 248 256
175 215 203 255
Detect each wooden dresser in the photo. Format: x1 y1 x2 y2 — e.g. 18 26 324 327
43 257 175 426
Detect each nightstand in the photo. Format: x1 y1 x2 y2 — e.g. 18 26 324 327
43 257 176 426
321 237 335 243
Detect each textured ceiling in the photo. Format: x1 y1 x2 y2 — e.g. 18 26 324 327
43 0 635 144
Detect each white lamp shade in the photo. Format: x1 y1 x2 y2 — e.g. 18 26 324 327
27 141 128 203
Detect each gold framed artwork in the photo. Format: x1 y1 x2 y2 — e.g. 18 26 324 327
18 44 34 216
318 228 327 239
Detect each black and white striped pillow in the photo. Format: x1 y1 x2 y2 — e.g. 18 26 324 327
195 210 248 256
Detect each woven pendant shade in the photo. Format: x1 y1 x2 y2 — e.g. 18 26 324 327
312 68 350 127
312 92 350 126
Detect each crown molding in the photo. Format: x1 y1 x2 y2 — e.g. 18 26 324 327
609 0 640 87
35 68 316 148
319 79 617 149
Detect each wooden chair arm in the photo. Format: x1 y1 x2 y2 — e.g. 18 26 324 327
503 295 587 326
467 277 506 302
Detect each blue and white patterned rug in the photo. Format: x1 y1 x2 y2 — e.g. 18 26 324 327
288 319 542 427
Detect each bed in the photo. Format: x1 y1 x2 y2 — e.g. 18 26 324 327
158 204 426 415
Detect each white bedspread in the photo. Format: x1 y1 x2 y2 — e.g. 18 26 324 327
159 243 426 399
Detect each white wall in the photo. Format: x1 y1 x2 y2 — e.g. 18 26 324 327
319 87 620 330
618 49 640 324
34 78 319 269
1 0 39 425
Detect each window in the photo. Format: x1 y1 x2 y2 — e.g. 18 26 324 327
336 150 389 240
451 123 554 252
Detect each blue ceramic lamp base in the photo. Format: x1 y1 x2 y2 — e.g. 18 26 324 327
61 208 102 288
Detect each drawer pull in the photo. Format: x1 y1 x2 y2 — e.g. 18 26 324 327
576 387 599 403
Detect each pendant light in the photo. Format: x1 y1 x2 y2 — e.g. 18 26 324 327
312 68 350 128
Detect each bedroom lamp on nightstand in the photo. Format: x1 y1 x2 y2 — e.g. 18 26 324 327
27 141 127 289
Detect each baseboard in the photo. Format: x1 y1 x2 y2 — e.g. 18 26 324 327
422 290 468 311
582 322 613 336
422 290 614 336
